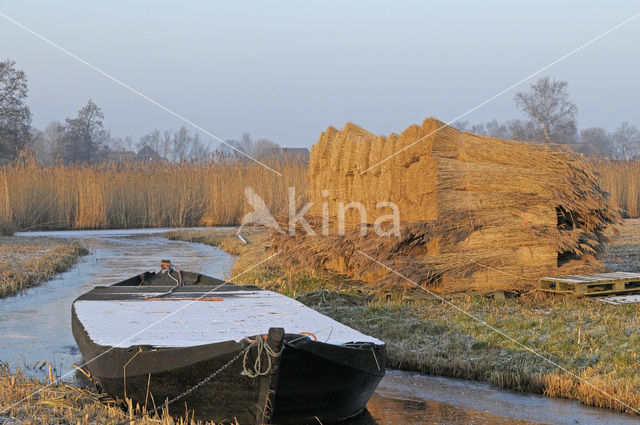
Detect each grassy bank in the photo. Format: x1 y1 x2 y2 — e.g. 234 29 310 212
0 236 88 298
165 228 254 256
0 154 307 231
0 369 220 425
166 226 640 415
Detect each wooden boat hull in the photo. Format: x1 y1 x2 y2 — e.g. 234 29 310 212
72 308 281 423
71 271 386 424
274 336 385 424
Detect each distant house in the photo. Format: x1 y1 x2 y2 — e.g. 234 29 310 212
136 145 163 162
104 149 136 164
103 146 163 163
280 147 310 161
562 143 603 156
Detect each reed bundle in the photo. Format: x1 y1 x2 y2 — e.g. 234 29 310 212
272 118 619 293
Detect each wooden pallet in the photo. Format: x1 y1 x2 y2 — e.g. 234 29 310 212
538 272 640 296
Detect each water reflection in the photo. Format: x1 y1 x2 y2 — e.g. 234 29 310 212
358 393 538 425
353 371 637 425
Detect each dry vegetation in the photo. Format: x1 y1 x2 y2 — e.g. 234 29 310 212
0 149 636 234
305 291 640 415
593 159 640 219
0 153 307 232
273 118 618 293
7 222 632 422
167 224 640 416
0 367 224 425
165 228 253 256
0 236 87 298
3 129 640 421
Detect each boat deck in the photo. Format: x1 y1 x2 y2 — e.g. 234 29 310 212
73 285 383 348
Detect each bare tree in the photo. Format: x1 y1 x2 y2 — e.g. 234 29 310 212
28 121 64 163
123 136 135 151
106 132 136 151
187 132 211 160
253 138 280 157
580 127 613 157
221 139 242 153
506 119 544 142
611 122 640 160
137 129 161 154
220 132 254 156
160 130 173 159
137 128 212 161
239 133 253 153
171 126 191 161
54 100 107 163
0 59 31 161
453 118 544 142
485 119 510 139
514 76 578 144
468 123 487 136
451 121 470 132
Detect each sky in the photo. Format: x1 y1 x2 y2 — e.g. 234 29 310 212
0 1 639 149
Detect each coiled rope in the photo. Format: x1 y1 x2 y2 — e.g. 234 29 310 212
242 335 282 378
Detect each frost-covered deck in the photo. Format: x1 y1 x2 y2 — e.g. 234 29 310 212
73 289 383 348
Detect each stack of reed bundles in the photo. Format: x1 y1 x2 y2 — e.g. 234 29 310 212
271 118 619 293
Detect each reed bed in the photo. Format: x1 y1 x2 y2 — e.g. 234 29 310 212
0 153 307 231
0 236 87 298
593 159 640 219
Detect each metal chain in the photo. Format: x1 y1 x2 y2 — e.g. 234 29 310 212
114 344 252 425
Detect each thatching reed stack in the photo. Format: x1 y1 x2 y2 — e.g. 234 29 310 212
272 118 618 293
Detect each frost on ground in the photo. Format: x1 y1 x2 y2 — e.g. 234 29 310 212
0 236 87 298
597 294 640 304
604 219 640 273
598 219 640 303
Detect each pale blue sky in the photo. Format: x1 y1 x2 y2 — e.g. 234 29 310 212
0 1 638 148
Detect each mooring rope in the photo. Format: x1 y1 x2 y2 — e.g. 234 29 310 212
112 335 277 425
143 263 184 300
242 335 282 378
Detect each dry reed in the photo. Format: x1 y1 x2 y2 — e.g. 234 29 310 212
0 153 307 231
272 118 619 293
0 368 225 424
593 159 640 219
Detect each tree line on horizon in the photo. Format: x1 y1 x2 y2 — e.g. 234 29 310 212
453 76 640 160
0 59 288 165
1 58 639 164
